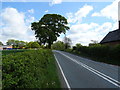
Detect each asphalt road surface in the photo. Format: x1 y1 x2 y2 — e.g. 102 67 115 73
53 50 120 88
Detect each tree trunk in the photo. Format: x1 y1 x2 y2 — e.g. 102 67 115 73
48 43 51 49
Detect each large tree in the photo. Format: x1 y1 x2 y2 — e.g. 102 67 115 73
31 14 69 49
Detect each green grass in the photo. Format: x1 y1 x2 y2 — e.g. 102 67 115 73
2 49 61 89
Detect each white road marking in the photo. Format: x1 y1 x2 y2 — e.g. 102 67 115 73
55 51 120 88
81 62 120 84
54 54 71 90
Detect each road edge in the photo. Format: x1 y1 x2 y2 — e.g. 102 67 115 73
54 53 71 90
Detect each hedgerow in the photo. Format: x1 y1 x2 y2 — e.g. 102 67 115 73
2 49 61 89
72 44 120 66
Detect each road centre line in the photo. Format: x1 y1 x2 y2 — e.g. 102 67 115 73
56 51 120 88
54 54 71 90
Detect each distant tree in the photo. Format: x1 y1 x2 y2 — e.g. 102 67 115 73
76 43 82 48
18 41 27 48
63 36 72 49
14 40 20 48
6 39 16 45
72 43 82 51
6 39 27 48
52 41 65 50
31 42 40 48
31 14 69 49
25 41 40 48
0 41 3 45
25 42 32 48
89 40 99 46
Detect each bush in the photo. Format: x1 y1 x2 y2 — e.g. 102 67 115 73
2 49 61 88
88 45 109 58
109 45 120 63
72 44 120 66
25 42 40 49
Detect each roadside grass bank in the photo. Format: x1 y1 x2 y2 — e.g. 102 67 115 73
63 45 120 66
2 49 61 89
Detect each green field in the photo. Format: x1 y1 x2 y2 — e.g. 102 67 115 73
2 49 61 89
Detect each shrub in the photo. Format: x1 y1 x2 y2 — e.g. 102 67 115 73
72 44 120 66
2 49 61 88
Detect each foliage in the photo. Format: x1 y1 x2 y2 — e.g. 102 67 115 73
108 45 120 61
89 40 99 46
72 44 120 66
25 41 40 49
73 43 82 51
6 39 27 48
76 43 82 47
31 42 40 48
2 49 61 88
25 42 32 48
31 14 70 49
52 41 65 50
6 39 15 45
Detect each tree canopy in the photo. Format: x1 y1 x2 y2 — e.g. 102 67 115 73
31 14 69 49
25 41 40 48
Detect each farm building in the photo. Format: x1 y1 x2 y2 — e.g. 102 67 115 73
100 21 120 46
0 45 13 50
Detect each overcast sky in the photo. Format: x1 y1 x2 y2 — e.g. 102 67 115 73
0 0 120 45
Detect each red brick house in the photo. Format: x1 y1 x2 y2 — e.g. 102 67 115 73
100 21 120 46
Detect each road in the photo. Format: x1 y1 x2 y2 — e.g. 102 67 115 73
53 50 120 88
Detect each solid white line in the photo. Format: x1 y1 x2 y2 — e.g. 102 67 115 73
56 51 120 88
81 62 120 84
81 63 120 87
54 54 71 90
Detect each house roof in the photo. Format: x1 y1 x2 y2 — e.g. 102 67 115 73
0 45 12 48
100 29 120 44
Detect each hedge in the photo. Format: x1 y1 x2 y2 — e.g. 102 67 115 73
2 49 61 88
73 44 120 66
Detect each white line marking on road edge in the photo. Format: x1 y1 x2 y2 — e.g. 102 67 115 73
54 54 71 90
81 62 120 84
56 51 120 88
